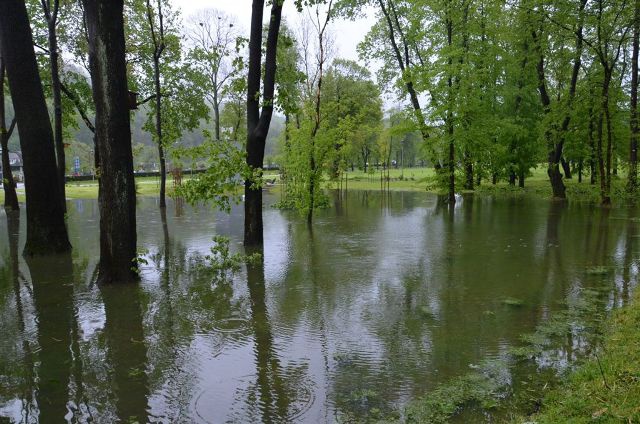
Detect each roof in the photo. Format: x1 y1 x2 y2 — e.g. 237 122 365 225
0 149 23 167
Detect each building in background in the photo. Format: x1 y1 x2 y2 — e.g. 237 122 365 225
0 149 24 183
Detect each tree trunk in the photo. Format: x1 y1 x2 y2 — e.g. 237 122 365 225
464 154 473 190
533 1 585 200
446 12 455 204
153 56 166 208
508 170 516 186
560 157 572 179
213 91 221 141
0 54 19 211
629 0 640 196
244 0 283 246
518 170 525 188
48 14 67 213
0 0 70 255
589 107 597 185
377 0 434 164
83 0 138 283
578 159 583 183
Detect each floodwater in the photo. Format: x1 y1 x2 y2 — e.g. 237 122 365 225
0 191 638 423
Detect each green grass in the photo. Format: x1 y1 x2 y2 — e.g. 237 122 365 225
521 290 640 423
325 167 438 192
0 175 193 202
0 166 631 204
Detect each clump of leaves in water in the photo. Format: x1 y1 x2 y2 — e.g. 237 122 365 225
502 297 525 307
201 236 262 281
403 359 511 423
510 288 607 362
585 266 610 275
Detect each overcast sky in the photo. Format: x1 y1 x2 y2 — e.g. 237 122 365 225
173 0 375 63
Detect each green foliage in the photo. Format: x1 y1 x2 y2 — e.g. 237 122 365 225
200 236 262 282
172 134 254 212
404 359 511 423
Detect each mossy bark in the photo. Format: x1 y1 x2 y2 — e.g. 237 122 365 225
83 0 138 283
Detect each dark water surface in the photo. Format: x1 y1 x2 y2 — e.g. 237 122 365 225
0 191 638 423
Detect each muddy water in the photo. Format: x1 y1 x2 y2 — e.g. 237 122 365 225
0 191 637 422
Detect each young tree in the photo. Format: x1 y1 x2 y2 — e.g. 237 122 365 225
0 0 70 255
82 0 138 283
127 0 208 208
186 9 240 141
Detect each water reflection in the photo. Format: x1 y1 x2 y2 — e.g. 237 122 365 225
27 254 75 421
1 193 639 422
100 283 149 422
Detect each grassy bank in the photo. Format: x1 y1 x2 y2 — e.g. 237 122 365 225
524 291 640 423
328 166 629 203
0 166 629 204
0 175 167 203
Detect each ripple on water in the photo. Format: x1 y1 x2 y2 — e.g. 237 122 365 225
193 375 316 423
212 317 251 335
284 380 316 422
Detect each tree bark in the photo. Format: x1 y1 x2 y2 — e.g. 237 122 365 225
83 0 138 283
244 0 284 245
146 0 166 208
0 53 19 211
560 157 572 179
446 11 455 204
213 89 221 141
154 56 166 208
0 0 70 255
43 0 67 212
629 0 640 196
463 154 473 190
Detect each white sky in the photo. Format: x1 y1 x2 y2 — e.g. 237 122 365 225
173 0 375 63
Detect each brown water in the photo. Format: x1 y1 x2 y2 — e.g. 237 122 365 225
0 191 638 423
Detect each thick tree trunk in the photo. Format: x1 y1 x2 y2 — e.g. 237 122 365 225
0 54 19 211
244 0 283 246
83 0 138 283
0 0 70 255
629 0 640 196
518 170 525 188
